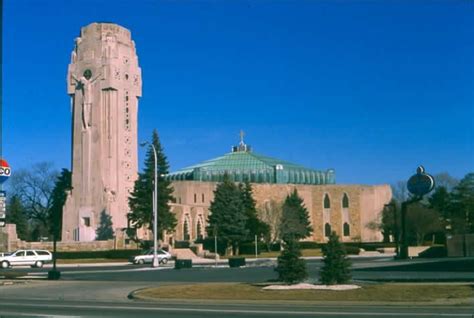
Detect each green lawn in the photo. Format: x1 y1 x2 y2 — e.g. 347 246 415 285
135 282 473 303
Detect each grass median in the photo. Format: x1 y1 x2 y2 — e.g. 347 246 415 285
134 282 473 303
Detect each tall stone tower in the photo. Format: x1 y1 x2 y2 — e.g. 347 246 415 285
62 23 141 241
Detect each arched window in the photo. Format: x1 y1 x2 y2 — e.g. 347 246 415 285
196 219 203 240
342 193 349 208
183 219 190 241
343 222 350 237
324 223 331 238
324 194 331 209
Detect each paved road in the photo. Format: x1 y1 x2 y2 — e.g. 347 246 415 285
1 257 381 282
7 257 474 282
1 257 473 317
0 297 473 317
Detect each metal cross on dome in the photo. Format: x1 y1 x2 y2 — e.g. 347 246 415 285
239 130 245 145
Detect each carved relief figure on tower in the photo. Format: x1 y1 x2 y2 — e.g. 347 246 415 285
72 69 101 130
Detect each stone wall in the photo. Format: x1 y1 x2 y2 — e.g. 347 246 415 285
0 224 138 252
169 181 391 243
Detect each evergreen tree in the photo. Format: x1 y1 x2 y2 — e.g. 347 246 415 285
449 173 474 234
6 195 29 240
49 169 72 240
96 210 114 240
128 130 177 239
320 232 351 285
429 186 451 220
240 181 270 240
279 189 312 243
207 174 248 255
275 240 308 284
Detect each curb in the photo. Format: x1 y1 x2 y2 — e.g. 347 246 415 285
127 286 473 307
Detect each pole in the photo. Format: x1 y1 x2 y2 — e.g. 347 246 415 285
400 201 408 259
400 196 422 260
393 205 399 258
152 144 159 268
255 234 258 259
53 233 57 271
214 234 218 267
48 217 60 279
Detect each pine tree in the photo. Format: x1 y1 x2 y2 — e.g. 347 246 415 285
320 232 352 285
207 174 248 255
240 181 270 240
275 240 308 284
96 210 114 240
49 169 72 240
128 130 177 239
279 189 312 243
449 173 474 234
6 195 29 240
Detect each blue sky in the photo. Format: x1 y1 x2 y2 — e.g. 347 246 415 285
2 0 473 185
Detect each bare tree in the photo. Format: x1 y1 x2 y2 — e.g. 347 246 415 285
8 162 59 232
391 180 409 203
257 199 282 243
406 203 443 245
432 172 459 192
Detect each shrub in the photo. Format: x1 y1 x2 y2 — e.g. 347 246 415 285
228 257 246 267
344 246 360 255
275 240 307 284
299 241 321 249
175 259 192 269
174 241 190 248
269 242 282 252
320 232 352 285
47 270 61 280
239 242 267 255
418 245 447 258
199 237 227 256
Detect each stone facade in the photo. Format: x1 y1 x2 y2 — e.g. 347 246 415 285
62 23 141 242
1 224 138 252
167 181 391 244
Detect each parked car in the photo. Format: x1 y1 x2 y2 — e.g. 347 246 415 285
129 249 171 265
0 250 52 268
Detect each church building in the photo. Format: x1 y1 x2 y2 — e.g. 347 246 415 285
164 135 392 244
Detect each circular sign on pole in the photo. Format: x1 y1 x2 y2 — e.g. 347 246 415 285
407 165 435 197
0 159 12 184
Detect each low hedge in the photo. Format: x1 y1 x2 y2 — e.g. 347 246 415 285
175 259 192 269
174 241 190 249
56 249 141 259
299 241 321 249
344 246 360 255
418 245 447 258
228 257 246 268
239 242 267 255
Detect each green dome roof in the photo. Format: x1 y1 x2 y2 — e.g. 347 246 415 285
166 141 335 185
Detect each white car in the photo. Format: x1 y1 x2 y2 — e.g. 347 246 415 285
129 249 171 265
0 250 52 268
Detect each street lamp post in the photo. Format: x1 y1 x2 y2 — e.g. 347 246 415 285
140 141 159 268
399 166 435 260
